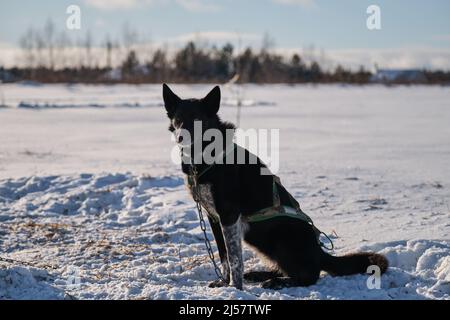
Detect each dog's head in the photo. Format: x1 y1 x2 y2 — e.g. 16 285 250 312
163 84 222 146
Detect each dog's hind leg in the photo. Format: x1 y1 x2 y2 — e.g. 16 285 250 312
254 219 321 290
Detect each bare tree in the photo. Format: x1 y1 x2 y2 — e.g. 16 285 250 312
19 28 35 68
261 32 275 54
103 34 113 69
44 19 55 69
122 23 138 52
35 30 46 68
121 22 139 65
140 33 153 67
55 32 72 69
83 30 92 68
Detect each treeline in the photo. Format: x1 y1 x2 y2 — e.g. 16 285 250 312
4 41 374 84
2 21 450 85
5 42 450 85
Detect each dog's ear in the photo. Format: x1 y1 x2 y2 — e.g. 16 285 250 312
163 83 181 118
202 86 221 116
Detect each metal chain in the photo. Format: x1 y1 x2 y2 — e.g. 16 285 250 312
0 256 58 270
190 166 225 283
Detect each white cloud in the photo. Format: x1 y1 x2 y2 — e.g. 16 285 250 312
175 0 221 12
432 34 450 42
84 0 149 10
272 0 317 8
0 42 20 68
1 39 450 71
325 47 450 71
95 19 107 27
273 47 450 71
84 0 220 12
167 31 261 45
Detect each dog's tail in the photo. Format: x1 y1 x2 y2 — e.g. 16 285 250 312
320 250 388 276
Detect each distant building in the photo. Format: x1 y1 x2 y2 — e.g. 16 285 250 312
104 68 122 81
371 69 427 84
0 69 15 82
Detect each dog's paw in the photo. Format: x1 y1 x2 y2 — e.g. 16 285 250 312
261 278 287 290
244 271 277 283
230 281 243 291
208 279 228 288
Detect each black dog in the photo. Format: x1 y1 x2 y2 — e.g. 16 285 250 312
163 84 388 290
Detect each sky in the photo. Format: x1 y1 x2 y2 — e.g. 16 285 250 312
1 0 450 70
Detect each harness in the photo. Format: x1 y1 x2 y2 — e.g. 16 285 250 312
186 144 334 251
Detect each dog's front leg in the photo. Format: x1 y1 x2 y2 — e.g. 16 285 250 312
221 216 243 290
208 218 230 287
214 169 243 290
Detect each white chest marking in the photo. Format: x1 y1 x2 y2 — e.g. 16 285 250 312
196 184 221 222
189 182 249 236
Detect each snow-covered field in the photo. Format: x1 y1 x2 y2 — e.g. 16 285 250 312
0 83 449 300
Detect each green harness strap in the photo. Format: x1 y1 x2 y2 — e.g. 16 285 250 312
245 175 315 226
244 176 334 250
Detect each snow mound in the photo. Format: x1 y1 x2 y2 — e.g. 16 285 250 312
0 266 65 300
0 173 448 300
360 240 450 299
0 173 183 224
